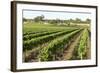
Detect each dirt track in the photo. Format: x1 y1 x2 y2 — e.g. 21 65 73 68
62 31 82 60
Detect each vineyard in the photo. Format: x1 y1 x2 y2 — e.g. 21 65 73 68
23 22 91 62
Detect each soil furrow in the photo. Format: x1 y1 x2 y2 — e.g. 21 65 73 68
62 31 83 60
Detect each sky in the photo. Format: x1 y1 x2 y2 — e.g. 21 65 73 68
23 10 91 21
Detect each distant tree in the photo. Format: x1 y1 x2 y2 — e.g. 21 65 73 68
56 18 61 24
75 18 81 23
49 19 60 25
86 18 91 24
68 20 70 26
23 18 27 22
65 20 70 26
33 15 44 22
69 19 74 23
49 20 56 25
40 15 44 21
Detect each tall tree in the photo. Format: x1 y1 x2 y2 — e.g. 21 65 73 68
34 15 44 22
75 18 81 23
23 18 27 22
86 18 91 24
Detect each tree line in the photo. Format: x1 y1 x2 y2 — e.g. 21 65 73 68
23 15 91 25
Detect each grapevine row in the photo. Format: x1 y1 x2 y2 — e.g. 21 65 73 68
23 30 46 36
38 29 82 61
23 30 62 41
23 29 77 51
77 29 89 59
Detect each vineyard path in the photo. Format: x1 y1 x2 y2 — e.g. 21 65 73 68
62 30 83 60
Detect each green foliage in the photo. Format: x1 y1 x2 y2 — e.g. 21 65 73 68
23 22 75 34
23 18 90 62
23 18 27 22
77 29 89 59
23 29 77 51
33 15 44 22
23 30 61 41
38 29 81 61
86 18 91 24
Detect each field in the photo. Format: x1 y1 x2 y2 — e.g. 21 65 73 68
23 21 91 62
